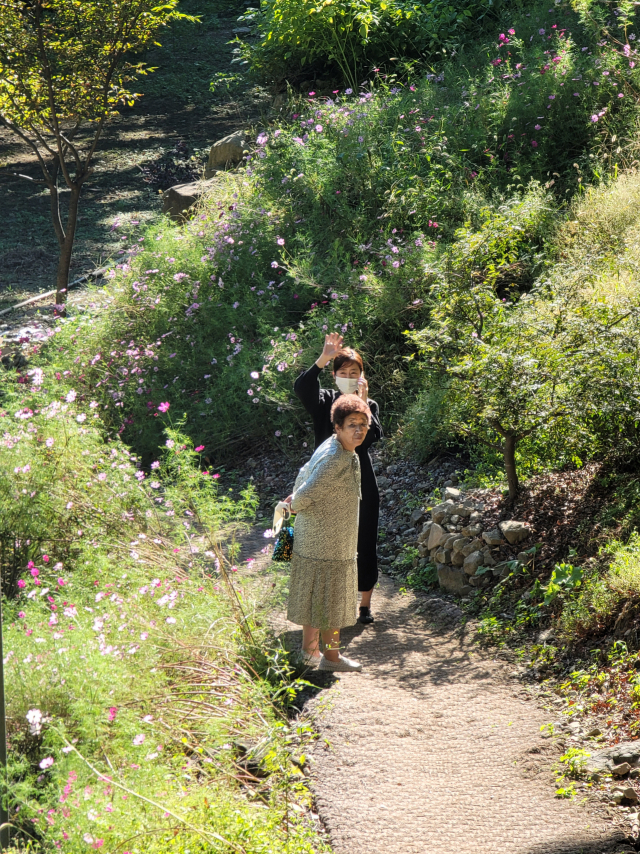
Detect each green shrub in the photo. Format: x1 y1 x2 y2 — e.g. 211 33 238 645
237 0 503 87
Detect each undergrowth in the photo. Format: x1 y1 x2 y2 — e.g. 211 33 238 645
0 368 327 853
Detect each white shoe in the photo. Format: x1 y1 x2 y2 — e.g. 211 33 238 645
318 654 363 672
301 651 321 667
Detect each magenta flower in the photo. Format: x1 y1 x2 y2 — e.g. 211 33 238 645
277 237 285 245
108 707 118 722
534 124 542 130
591 114 599 122
31 567 39 578
195 445 205 452
531 139 538 147
18 611 25 618
133 734 145 746
158 402 170 413
58 578 66 586
17 579 26 589
39 757 54 770
315 124 323 133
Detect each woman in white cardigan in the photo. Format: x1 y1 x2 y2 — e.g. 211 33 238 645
285 394 371 673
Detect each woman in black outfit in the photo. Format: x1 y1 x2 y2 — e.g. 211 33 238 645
294 333 382 624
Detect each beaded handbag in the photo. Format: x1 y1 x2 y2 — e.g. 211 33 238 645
272 525 294 562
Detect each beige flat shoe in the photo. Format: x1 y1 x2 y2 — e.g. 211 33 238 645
318 654 363 672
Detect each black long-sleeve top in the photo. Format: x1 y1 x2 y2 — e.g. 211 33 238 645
293 363 383 477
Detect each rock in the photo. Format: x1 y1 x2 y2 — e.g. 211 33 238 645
482 550 497 567
586 742 640 776
437 565 472 596
443 487 461 501
587 727 602 738
469 511 482 523
461 523 483 537
377 476 392 488
443 534 459 550
427 523 446 551
452 536 471 553
537 628 555 644
435 548 452 565
386 464 398 475
517 551 534 565
461 538 483 557
417 544 429 558
232 26 252 34
205 131 247 178
162 178 217 220
450 514 460 525
410 508 425 525
451 551 465 566
463 550 484 576
631 769 640 779
492 563 511 579
612 785 638 804
431 501 454 525
482 529 503 546
612 762 632 777
499 520 531 545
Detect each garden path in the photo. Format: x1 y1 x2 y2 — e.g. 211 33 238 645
255 560 631 854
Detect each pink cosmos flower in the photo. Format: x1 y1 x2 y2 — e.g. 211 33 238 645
133 734 145 745
158 402 170 413
277 237 285 245
31 567 39 578
212 473 220 479
531 139 538 147
39 757 54 770
18 611 25 618
45 438 54 448
108 707 118 722
534 124 542 130
195 445 204 452
17 579 26 589
57 578 66 586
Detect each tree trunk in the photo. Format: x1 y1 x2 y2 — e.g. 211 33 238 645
503 433 519 500
55 186 80 308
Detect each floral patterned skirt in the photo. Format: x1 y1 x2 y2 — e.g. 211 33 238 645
287 551 358 631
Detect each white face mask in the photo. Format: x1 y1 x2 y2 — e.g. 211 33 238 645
335 376 359 394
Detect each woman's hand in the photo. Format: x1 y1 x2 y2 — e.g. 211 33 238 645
356 377 369 400
316 332 344 369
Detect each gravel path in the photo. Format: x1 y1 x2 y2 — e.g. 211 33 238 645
289 576 629 854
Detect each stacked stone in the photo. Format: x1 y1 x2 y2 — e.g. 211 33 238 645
416 487 531 596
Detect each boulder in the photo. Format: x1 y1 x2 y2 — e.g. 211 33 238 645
461 523 483 537
482 550 497 566
499 520 531 545
410 508 426 525
612 785 639 805
162 178 217 220
443 487 461 501
431 501 454 525
451 551 465 567
427 523 447 551
452 536 471 554
435 548 452 565
437 565 472 596
463 550 484 576
482 529 503 546
417 544 429 558
585 741 640 776
205 131 247 178
377 476 392 488
461 537 483 557
443 534 459 550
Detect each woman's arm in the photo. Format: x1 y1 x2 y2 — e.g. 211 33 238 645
293 333 343 414
291 452 348 512
293 363 324 415
360 399 383 451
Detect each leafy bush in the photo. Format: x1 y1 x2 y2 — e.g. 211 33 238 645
1 368 326 853
237 0 504 87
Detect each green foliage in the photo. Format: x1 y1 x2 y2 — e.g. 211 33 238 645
0 370 326 853
542 563 584 606
237 0 503 87
404 561 438 590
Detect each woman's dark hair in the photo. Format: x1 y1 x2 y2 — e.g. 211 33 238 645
330 394 371 429
333 347 364 374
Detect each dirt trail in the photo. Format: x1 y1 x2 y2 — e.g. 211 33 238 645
256 560 628 854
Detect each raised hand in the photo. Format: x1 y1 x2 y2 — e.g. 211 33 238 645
316 332 344 368
356 376 369 400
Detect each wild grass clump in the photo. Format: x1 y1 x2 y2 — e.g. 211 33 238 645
0 367 327 854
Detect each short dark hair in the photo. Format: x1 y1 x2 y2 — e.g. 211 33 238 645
330 394 371 428
333 347 364 375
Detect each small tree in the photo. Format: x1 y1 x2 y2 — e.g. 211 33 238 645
0 0 193 307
